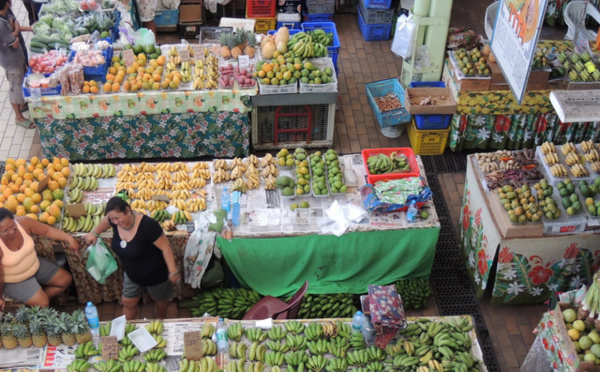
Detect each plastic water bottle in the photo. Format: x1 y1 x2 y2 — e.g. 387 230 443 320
221 187 231 213
216 318 228 368
407 200 418 223
352 311 364 331
84 302 100 337
232 191 241 226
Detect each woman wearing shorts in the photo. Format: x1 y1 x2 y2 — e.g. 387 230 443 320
84 196 180 320
0 208 80 310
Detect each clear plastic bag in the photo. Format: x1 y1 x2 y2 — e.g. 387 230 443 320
86 239 118 284
391 14 416 59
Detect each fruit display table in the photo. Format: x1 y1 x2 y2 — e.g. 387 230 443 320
30 89 254 161
460 154 600 305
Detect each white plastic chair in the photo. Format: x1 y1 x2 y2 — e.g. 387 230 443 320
485 1 499 40
564 1 600 41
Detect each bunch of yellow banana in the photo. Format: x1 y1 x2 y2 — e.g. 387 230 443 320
116 181 135 190
571 163 589 177
156 177 173 190
192 162 209 170
69 201 106 217
74 341 99 358
261 164 278 178
122 360 145 372
155 170 171 180
170 162 189 172
180 61 192 83
132 188 157 200
138 162 156 172
171 189 191 200
117 170 136 182
192 54 218 90
231 166 244 179
167 55 181 72
131 199 148 209
62 215 100 233
540 141 556 155
170 199 188 210
551 164 568 177
544 152 559 165
135 178 157 189
592 161 600 173
189 178 206 189
172 170 189 182
246 172 260 190
132 208 149 215
565 152 581 166
264 174 277 190
245 154 259 167
72 163 116 178
213 168 230 183
152 334 168 349
160 220 177 231
231 178 247 193
585 149 600 162
172 181 192 190
202 339 217 356
561 142 577 155
231 157 243 168
186 198 206 212
260 153 275 168
70 175 99 191
322 321 337 339
229 341 248 359
118 345 139 362
154 163 172 171
248 342 268 362
147 200 168 211
172 211 192 224
214 159 230 171
195 189 208 199
245 163 258 175
581 140 596 153
121 164 135 172
191 167 209 180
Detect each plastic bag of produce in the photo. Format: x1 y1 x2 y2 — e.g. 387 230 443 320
86 239 118 284
360 178 432 213
183 211 217 289
391 14 416 59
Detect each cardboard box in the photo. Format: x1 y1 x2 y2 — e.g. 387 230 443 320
405 87 457 115
445 58 491 92
547 78 567 90
179 3 203 22
489 60 549 91
567 81 600 90
441 60 460 101
488 191 544 239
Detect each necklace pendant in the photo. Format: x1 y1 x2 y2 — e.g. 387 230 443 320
120 240 127 249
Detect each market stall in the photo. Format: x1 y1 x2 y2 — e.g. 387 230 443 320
460 151 600 305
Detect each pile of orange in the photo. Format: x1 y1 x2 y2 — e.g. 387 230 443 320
0 157 69 225
82 80 100 94
105 53 167 93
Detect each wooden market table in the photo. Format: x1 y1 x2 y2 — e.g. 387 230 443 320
461 155 600 305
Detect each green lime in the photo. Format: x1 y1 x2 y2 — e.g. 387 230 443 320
420 210 429 219
291 203 299 211
300 201 310 208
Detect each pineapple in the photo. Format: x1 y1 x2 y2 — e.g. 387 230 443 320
219 33 233 59
14 323 33 348
46 322 63 346
0 323 18 349
30 318 48 348
244 32 256 59
59 312 76 346
231 29 245 59
15 305 31 325
71 310 92 344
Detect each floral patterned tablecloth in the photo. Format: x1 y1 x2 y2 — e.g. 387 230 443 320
29 89 255 160
460 156 600 305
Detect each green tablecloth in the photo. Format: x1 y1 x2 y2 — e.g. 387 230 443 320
217 227 440 297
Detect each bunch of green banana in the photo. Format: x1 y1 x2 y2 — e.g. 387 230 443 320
324 358 347 372
150 209 170 223
394 278 431 310
266 325 287 341
146 320 165 335
393 354 421 369
67 359 92 372
307 339 329 355
178 358 199 372
248 342 268 362
201 323 215 339
285 350 309 366
180 61 192 83
298 293 357 319
202 339 217 356
93 359 122 372
307 29 334 47
229 341 248 359
327 338 350 358
366 345 386 362
74 341 99 358
265 340 289 353
264 351 285 367
118 345 139 362
286 362 306 372
198 357 218 372
123 322 136 341
285 32 329 58
99 321 111 337
227 323 243 341
70 175 100 191
226 359 248 372
68 188 84 203
346 350 370 367
305 323 323 341
143 349 167 363
349 331 365 350
367 152 411 174
122 361 146 372
144 363 166 372
238 362 265 372
285 320 305 335
171 211 190 224
189 288 261 319
385 341 404 357
73 163 116 178
366 362 385 371
335 321 352 338
62 214 101 233
306 355 328 371
245 327 267 342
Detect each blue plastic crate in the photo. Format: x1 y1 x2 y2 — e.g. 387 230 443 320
414 114 452 130
358 0 394 24
302 11 334 22
267 29 302 36
276 21 301 29
305 0 334 14
23 72 62 97
409 81 446 88
70 47 113 83
365 78 411 128
301 22 340 71
155 9 179 27
357 9 391 41
362 0 391 9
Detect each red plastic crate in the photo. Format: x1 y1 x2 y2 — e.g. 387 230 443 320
361 147 420 185
247 0 276 18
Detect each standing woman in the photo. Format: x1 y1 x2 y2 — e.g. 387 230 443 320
0 208 80 310
84 196 180 320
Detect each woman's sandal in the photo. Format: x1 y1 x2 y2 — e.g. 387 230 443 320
15 119 36 129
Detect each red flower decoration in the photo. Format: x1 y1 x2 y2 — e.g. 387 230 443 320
477 250 488 275
564 242 579 259
528 265 554 285
462 204 471 230
92 113 99 117
494 115 511 133
475 208 482 226
498 247 514 264
535 116 548 133
140 110 147 115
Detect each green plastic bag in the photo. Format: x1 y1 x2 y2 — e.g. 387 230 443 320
86 239 118 284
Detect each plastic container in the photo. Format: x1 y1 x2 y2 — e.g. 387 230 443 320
252 17 277 33
361 147 420 185
352 311 364 331
85 302 100 337
362 0 391 10
365 78 411 128
232 191 241 226
216 318 228 351
406 200 418 222
221 187 231 213
247 0 276 18
414 114 452 130
257 79 298 94
406 119 451 156
301 22 340 71
154 8 179 27
23 83 62 97
298 58 338 93
358 0 394 24
199 26 234 44
302 12 334 22
408 81 446 88
304 0 335 14
357 9 392 41
276 20 302 29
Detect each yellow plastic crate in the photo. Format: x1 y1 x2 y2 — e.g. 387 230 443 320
252 17 277 33
407 119 451 156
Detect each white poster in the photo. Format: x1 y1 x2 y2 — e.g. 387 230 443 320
490 0 548 103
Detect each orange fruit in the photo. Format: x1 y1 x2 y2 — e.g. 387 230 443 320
47 180 59 191
60 158 69 167
52 171 63 181
112 83 120 92
10 184 20 194
39 199 51 211
90 86 99 94
29 205 40 214
36 173 46 182
17 165 26 177
3 188 13 198
24 188 34 198
16 193 26 203
46 215 56 225
42 189 53 202
48 204 61 219
38 212 49 223
103 83 112 93
30 157 39 166
83 85 91 93
0 195 5 203
6 158 15 165
22 197 34 212
23 173 33 181
52 200 63 209
61 167 70 177
26 164 35 173
15 159 26 167
26 213 38 221
57 177 67 189
15 206 26 216
41 158 49 167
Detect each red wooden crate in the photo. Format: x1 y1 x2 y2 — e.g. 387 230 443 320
361 147 420 185
247 0 276 18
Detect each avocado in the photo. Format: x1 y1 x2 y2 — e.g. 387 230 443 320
276 176 294 190
282 187 294 196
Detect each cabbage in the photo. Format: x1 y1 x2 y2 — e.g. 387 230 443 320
33 22 51 35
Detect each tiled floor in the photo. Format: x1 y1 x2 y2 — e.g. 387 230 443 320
0 0 571 371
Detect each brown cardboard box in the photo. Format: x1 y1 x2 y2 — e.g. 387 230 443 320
405 87 457 115
489 61 549 91
488 191 544 239
567 81 600 90
547 78 567 90
178 3 203 38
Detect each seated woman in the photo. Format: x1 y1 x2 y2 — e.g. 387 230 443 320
0 208 80 310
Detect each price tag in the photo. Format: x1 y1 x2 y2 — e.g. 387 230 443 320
37 176 49 192
183 331 203 360
101 336 118 360
192 45 205 61
238 55 250 71
180 48 191 63
586 61 597 74
123 49 136 67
